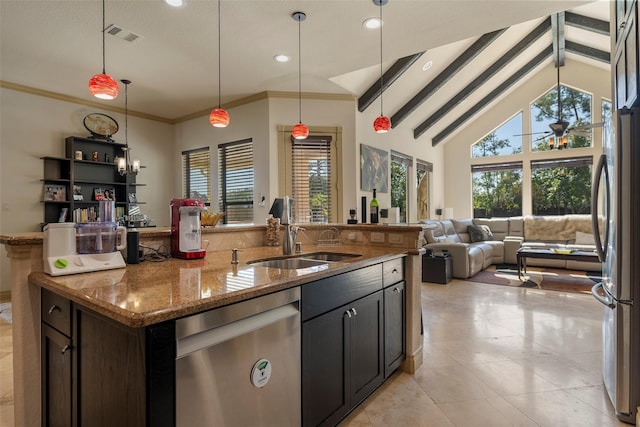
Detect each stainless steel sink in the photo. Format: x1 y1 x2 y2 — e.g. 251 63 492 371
248 252 361 269
301 252 361 262
249 258 329 269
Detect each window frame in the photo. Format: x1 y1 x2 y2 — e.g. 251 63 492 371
181 146 211 206
218 138 254 224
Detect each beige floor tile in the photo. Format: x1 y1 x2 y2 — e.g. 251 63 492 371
437 396 540 427
413 363 500 404
361 404 455 427
565 385 620 420
466 359 561 396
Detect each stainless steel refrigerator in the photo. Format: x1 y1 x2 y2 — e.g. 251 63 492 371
592 107 640 425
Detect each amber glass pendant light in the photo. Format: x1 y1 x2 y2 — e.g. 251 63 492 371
210 0 230 127
88 0 119 100
291 11 309 140
373 0 390 133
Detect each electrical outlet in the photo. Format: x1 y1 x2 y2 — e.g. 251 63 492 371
371 232 385 243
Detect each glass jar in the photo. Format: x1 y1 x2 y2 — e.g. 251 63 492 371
266 216 280 246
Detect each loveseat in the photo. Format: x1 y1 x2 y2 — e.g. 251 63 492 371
420 215 601 279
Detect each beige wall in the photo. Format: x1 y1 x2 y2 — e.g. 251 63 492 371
0 87 175 293
443 60 611 219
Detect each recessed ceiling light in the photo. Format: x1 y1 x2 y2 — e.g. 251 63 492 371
422 60 433 71
164 0 184 7
274 54 290 63
363 17 382 29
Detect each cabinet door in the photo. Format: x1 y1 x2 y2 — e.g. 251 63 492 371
348 291 384 406
384 282 405 378
302 307 349 427
42 324 73 427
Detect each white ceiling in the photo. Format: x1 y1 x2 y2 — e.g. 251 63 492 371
1 0 608 126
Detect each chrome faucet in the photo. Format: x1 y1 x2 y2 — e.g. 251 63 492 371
281 196 304 255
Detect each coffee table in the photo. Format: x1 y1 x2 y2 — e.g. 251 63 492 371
516 247 600 280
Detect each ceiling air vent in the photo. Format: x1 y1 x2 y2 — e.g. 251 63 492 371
105 24 143 43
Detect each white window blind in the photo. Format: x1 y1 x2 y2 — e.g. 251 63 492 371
291 136 332 223
182 147 210 204
218 139 254 224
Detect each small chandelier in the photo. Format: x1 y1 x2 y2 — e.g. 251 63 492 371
291 11 309 140
373 0 391 133
118 80 140 176
88 0 119 100
209 0 230 128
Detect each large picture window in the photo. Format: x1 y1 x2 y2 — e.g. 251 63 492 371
472 113 522 158
391 151 412 223
290 136 333 223
531 157 592 215
472 162 523 218
182 147 210 205
218 139 254 224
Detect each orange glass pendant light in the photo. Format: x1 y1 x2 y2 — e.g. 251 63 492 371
210 0 229 127
373 0 391 133
88 0 118 100
291 11 308 140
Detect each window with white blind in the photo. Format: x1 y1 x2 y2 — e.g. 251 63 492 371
182 147 210 205
218 139 254 224
290 136 332 223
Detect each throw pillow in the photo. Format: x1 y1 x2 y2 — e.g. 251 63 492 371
468 224 494 242
575 230 595 245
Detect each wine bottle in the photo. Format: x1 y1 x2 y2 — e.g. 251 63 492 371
370 188 379 224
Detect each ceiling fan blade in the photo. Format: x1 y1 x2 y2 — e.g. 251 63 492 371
573 122 603 130
568 131 592 137
513 131 551 137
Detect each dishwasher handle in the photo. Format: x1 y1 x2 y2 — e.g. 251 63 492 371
176 303 299 359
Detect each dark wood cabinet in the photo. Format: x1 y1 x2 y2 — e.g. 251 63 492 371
384 281 405 378
614 0 640 109
41 136 144 227
40 289 174 427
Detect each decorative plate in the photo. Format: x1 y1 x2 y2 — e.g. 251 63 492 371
83 113 119 141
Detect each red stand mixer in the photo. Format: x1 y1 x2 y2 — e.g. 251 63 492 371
170 198 207 259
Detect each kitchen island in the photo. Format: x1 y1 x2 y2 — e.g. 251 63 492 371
1 224 426 426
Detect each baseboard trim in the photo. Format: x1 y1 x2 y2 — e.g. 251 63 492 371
400 344 423 375
0 290 11 303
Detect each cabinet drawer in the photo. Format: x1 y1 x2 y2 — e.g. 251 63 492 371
382 257 404 287
42 289 71 336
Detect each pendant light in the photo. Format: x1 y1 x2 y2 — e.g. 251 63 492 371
291 11 309 140
118 80 140 176
209 0 230 128
88 0 119 100
373 0 391 133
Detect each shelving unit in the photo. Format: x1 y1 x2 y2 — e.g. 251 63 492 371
41 136 144 226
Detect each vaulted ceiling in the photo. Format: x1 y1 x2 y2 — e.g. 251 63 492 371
0 0 609 144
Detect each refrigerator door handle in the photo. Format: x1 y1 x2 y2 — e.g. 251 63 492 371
591 154 610 262
592 282 616 309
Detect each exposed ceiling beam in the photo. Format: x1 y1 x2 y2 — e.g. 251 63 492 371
565 11 610 35
566 40 610 63
432 46 553 146
357 53 424 113
413 18 551 139
551 12 565 67
390 28 506 128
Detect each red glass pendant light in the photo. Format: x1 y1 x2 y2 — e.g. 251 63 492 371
89 0 118 100
372 0 391 133
291 12 308 140
210 0 229 128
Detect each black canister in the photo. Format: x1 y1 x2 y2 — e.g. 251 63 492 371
127 228 140 264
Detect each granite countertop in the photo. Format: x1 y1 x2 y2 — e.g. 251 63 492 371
29 244 407 328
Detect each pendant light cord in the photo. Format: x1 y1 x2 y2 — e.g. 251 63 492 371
217 0 222 109
298 15 302 124
125 83 128 148
379 1 384 116
101 0 106 74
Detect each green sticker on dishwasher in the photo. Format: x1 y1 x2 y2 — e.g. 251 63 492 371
54 258 69 269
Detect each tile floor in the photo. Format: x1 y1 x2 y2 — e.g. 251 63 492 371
0 279 629 427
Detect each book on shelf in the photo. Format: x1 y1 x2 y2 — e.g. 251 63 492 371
58 207 69 222
43 184 66 202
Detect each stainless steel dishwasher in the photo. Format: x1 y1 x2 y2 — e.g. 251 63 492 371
175 287 301 427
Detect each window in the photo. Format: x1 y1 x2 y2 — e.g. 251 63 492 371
471 162 523 218
218 139 254 224
182 147 210 204
531 157 592 215
472 113 522 158
531 85 592 151
290 136 332 223
391 151 412 222
416 159 432 220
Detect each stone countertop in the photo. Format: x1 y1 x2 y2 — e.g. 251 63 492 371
29 244 408 328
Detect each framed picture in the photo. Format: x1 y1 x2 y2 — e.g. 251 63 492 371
103 187 115 201
360 144 389 192
128 193 137 203
73 185 84 201
44 184 66 202
93 187 104 201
